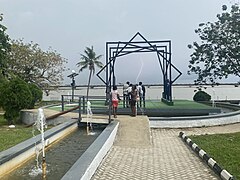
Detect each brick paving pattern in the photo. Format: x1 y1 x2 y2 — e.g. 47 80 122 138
92 126 219 179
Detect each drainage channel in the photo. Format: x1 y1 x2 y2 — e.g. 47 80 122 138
1 125 106 180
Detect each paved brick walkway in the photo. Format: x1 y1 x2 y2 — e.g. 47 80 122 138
91 116 224 180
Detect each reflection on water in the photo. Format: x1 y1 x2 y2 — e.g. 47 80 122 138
2 126 105 180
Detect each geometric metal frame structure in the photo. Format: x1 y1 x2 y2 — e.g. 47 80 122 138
97 32 182 103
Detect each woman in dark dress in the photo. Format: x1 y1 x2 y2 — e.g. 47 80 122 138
129 85 138 116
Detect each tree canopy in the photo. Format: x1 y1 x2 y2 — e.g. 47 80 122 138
0 14 11 78
7 39 67 92
188 4 240 84
0 14 64 124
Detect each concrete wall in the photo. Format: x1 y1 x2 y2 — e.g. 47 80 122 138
150 110 240 128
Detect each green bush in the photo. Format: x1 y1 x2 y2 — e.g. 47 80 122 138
0 77 33 124
28 83 43 108
193 90 211 102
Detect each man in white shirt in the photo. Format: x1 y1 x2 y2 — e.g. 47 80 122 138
123 81 129 108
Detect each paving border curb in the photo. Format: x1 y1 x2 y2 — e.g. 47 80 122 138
179 132 235 180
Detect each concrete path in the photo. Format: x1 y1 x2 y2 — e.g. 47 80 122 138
114 116 151 148
91 115 234 180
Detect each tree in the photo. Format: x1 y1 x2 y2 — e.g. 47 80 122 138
76 46 103 100
188 4 240 84
7 39 67 94
28 83 43 108
0 77 33 124
0 14 11 79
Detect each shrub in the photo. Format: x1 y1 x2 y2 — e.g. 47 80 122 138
28 83 43 108
193 90 211 102
0 77 33 124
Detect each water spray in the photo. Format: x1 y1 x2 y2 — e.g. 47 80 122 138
33 108 47 178
86 101 95 135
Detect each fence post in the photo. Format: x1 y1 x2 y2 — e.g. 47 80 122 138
78 97 82 122
108 93 112 123
83 96 85 113
61 95 64 111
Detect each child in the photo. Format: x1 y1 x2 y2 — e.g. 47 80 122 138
111 85 121 118
129 84 138 116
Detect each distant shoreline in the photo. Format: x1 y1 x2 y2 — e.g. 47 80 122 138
43 83 240 101
55 82 240 88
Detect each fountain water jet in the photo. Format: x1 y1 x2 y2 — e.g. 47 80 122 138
86 101 95 135
31 108 48 179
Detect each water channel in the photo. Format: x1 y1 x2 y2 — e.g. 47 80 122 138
2 125 106 180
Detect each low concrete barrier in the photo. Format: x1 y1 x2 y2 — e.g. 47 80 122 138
149 110 240 128
20 109 37 125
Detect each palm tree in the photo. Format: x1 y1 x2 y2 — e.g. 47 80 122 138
76 46 103 101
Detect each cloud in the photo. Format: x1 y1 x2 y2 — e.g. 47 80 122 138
2 0 236 85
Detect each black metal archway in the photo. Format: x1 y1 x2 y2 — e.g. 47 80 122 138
97 32 182 104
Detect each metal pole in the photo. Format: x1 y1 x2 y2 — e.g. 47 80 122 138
61 95 64 111
79 97 82 120
67 71 78 102
169 41 172 102
72 78 74 102
83 96 85 113
108 92 112 123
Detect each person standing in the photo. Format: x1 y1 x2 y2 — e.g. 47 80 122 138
127 83 133 108
111 85 121 118
137 82 143 107
139 82 146 108
123 81 129 108
129 84 138 116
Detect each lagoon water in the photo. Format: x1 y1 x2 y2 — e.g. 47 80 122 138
43 85 240 101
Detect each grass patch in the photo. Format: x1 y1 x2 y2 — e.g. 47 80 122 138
0 125 35 151
35 100 61 108
144 100 213 109
190 132 240 179
49 99 214 112
0 115 52 152
48 104 78 111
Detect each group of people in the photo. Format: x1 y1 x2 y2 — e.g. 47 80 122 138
111 81 146 118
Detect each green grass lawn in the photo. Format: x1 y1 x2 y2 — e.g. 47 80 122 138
49 99 214 112
190 132 240 179
146 99 213 109
0 115 34 151
0 115 50 152
0 125 34 151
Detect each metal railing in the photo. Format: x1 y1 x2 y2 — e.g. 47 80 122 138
61 95 112 123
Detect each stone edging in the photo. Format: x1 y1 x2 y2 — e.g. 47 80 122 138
179 132 234 180
149 110 240 128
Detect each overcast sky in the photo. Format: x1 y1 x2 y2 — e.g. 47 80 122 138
1 0 238 85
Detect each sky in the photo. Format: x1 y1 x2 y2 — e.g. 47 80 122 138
1 0 238 85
